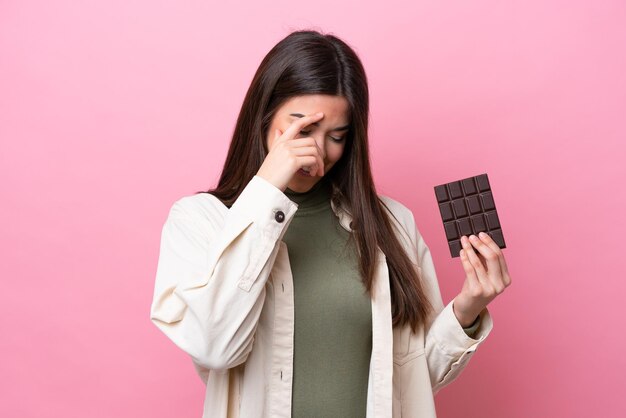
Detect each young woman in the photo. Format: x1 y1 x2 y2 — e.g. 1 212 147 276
150 29 511 418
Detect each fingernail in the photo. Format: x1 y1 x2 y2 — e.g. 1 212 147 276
315 112 324 116
470 235 478 241
479 232 487 238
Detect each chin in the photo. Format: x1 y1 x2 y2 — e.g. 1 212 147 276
289 177 318 191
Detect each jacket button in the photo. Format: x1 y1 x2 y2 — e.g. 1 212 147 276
274 210 285 223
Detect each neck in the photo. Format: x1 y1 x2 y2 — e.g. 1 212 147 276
284 177 332 214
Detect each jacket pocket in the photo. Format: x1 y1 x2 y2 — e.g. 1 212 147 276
393 347 427 417
393 346 425 367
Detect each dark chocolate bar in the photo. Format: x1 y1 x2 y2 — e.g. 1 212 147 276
434 173 506 258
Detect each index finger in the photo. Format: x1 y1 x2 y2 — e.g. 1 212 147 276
279 112 325 143
477 232 510 275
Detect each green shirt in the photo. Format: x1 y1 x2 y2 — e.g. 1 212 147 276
282 178 480 416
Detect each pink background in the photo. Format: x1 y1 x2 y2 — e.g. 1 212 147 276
1 1 624 417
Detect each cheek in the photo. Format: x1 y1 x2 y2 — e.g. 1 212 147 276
268 122 290 149
266 124 279 149
326 143 346 164
265 120 285 146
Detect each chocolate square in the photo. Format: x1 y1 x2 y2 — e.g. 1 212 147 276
434 173 506 257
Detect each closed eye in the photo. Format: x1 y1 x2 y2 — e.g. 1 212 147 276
299 130 345 143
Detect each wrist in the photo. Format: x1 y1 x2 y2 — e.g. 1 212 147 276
453 297 481 328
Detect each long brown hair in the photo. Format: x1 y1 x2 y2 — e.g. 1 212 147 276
195 29 434 333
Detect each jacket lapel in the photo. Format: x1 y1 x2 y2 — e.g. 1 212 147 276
330 196 393 417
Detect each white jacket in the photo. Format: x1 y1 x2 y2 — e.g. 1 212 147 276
150 175 493 417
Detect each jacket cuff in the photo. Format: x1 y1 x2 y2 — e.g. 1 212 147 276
231 175 299 242
462 314 481 338
229 175 299 292
430 299 493 356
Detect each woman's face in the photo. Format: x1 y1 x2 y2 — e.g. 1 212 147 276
266 94 350 192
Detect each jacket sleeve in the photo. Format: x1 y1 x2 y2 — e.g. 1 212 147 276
149 175 298 372
407 210 494 396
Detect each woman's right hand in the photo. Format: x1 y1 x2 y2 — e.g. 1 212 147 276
256 112 326 192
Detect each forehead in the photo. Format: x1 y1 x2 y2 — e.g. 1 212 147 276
278 94 350 121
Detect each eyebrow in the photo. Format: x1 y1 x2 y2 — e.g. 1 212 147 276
289 113 351 131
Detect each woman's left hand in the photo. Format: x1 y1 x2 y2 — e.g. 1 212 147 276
452 232 512 327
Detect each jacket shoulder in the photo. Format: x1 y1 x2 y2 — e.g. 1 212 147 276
165 192 228 236
377 194 421 252
378 194 416 233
